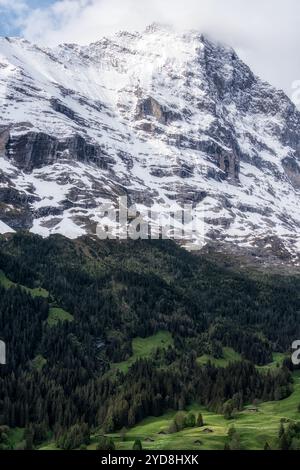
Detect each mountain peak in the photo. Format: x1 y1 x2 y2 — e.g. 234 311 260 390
0 27 299 263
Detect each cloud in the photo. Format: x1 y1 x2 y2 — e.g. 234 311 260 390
0 0 28 15
5 0 300 99
0 0 26 8
0 0 29 35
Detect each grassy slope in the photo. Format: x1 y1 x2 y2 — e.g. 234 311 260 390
197 347 242 368
47 307 74 327
31 355 47 371
0 270 74 328
196 349 287 371
256 353 287 371
100 371 300 451
0 270 49 298
39 352 298 451
112 331 174 374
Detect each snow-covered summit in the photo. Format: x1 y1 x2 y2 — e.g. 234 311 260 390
0 25 299 263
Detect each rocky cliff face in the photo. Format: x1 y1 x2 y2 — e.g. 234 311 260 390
5 131 108 171
0 24 299 263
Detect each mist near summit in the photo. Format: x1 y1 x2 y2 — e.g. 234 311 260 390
1 0 297 99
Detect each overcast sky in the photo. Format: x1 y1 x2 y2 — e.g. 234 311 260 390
0 0 299 102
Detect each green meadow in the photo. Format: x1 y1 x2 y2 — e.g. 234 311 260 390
0 270 75 328
100 371 300 451
47 307 74 327
31 356 300 451
31 355 47 371
256 353 287 371
197 347 242 368
0 270 49 298
111 331 174 374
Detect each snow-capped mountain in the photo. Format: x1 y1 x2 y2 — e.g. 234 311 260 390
0 23 299 262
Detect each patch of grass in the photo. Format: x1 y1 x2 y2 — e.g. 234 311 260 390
0 270 14 289
0 270 49 298
47 307 74 327
256 353 287 371
105 409 228 450
31 355 47 371
112 331 174 374
28 287 49 298
197 347 242 368
39 442 60 450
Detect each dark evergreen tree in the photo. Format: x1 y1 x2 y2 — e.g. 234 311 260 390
133 439 143 450
185 412 196 428
97 436 115 451
197 413 204 427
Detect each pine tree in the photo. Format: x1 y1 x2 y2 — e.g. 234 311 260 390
280 433 289 451
197 413 204 427
174 412 186 431
120 427 127 442
168 421 178 434
104 409 115 433
97 436 115 451
24 428 34 450
185 412 196 428
228 426 236 440
223 400 234 420
278 422 285 439
133 439 143 450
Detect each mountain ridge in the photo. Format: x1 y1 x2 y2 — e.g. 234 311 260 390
0 24 299 264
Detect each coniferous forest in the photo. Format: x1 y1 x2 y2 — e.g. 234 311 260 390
0 232 299 450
